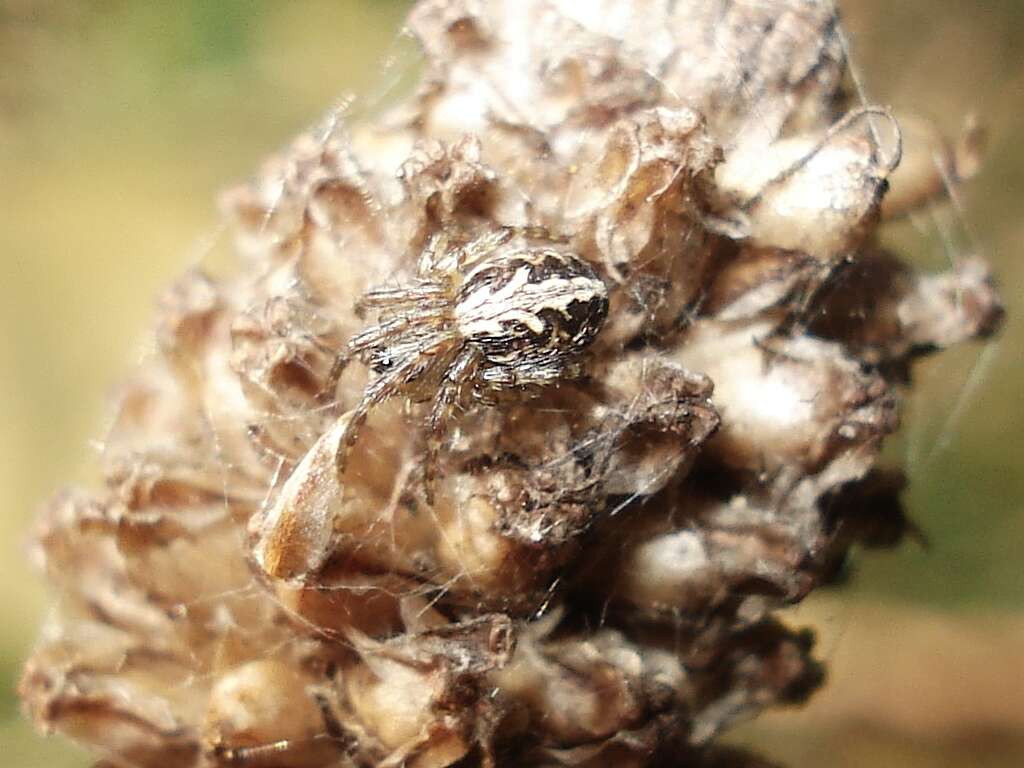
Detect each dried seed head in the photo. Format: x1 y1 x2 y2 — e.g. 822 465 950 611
21 1 1003 767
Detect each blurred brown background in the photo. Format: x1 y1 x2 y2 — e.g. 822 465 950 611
0 1 1020 766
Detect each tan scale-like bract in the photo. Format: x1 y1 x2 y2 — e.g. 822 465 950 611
21 1 1003 767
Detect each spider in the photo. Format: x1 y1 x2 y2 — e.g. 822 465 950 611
327 225 609 497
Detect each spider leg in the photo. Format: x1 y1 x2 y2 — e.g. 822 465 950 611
211 738 302 766
454 225 570 271
507 223 569 243
348 314 423 355
322 307 451 407
455 227 515 270
418 230 449 274
323 316 426 408
320 349 351 407
355 281 448 316
320 321 411 409
334 336 451 479
423 346 481 504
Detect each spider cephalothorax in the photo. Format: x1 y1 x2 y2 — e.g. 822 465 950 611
330 226 609 492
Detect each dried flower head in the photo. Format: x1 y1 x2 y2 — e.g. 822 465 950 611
21 1 1003 767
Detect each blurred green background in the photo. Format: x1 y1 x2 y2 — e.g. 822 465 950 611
0 1 1019 766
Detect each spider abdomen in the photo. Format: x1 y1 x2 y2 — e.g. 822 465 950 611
454 249 608 383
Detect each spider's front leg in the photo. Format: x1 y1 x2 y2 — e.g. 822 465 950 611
321 293 447 410
450 224 565 272
334 350 434 480
355 282 449 318
319 348 351 408
333 333 457 481
423 346 482 504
